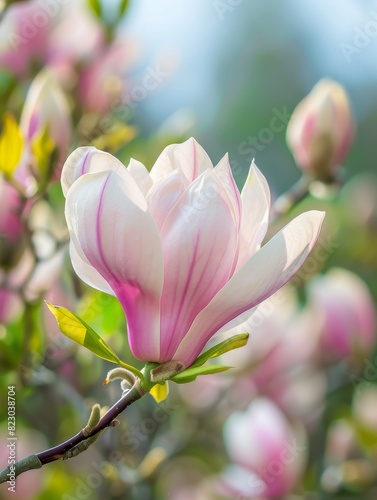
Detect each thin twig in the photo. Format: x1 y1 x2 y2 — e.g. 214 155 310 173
0 384 146 484
271 175 311 220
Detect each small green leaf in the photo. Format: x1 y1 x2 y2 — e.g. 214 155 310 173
190 333 249 369
46 302 143 379
87 0 101 17
119 0 130 16
150 381 169 403
171 364 232 384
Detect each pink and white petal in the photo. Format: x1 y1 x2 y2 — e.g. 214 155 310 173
173 211 325 366
158 170 239 362
150 137 213 184
146 169 189 230
61 147 128 197
65 170 164 362
69 239 115 296
236 161 271 270
214 154 242 230
127 158 153 196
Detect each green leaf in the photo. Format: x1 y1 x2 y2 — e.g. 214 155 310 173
0 113 24 178
87 0 101 17
190 333 249 369
150 381 169 403
119 0 130 16
171 364 232 384
46 302 143 380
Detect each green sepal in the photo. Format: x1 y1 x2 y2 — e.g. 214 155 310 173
140 362 159 392
171 364 232 384
190 333 249 369
45 302 143 380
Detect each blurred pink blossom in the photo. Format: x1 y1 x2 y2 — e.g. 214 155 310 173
61 139 324 367
78 39 136 114
222 397 307 498
0 0 103 78
306 268 376 361
286 79 354 180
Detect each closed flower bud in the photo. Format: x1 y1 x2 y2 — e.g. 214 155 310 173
287 79 354 181
20 69 72 171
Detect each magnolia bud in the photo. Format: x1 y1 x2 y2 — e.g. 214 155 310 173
287 79 354 181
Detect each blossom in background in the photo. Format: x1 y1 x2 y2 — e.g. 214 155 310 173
20 68 72 168
0 200 66 325
0 0 132 116
286 79 354 180
78 39 136 114
306 268 376 361
0 0 103 79
61 138 324 367
222 397 307 498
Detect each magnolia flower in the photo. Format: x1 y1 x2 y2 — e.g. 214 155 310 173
222 398 307 498
286 79 354 180
61 138 324 368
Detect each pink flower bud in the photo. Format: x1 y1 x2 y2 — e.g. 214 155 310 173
20 69 72 169
222 398 307 498
287 79 354 180
306 268 376 361
61 139 324 367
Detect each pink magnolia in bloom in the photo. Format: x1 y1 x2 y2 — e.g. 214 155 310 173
61 138 324 367
222 397 307 498
286 79 354 179
306 268 376 361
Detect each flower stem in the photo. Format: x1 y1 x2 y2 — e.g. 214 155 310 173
271 175 311 219
0 384 146 484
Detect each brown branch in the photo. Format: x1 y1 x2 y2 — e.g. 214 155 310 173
0 384 146 484
271 175 311 219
